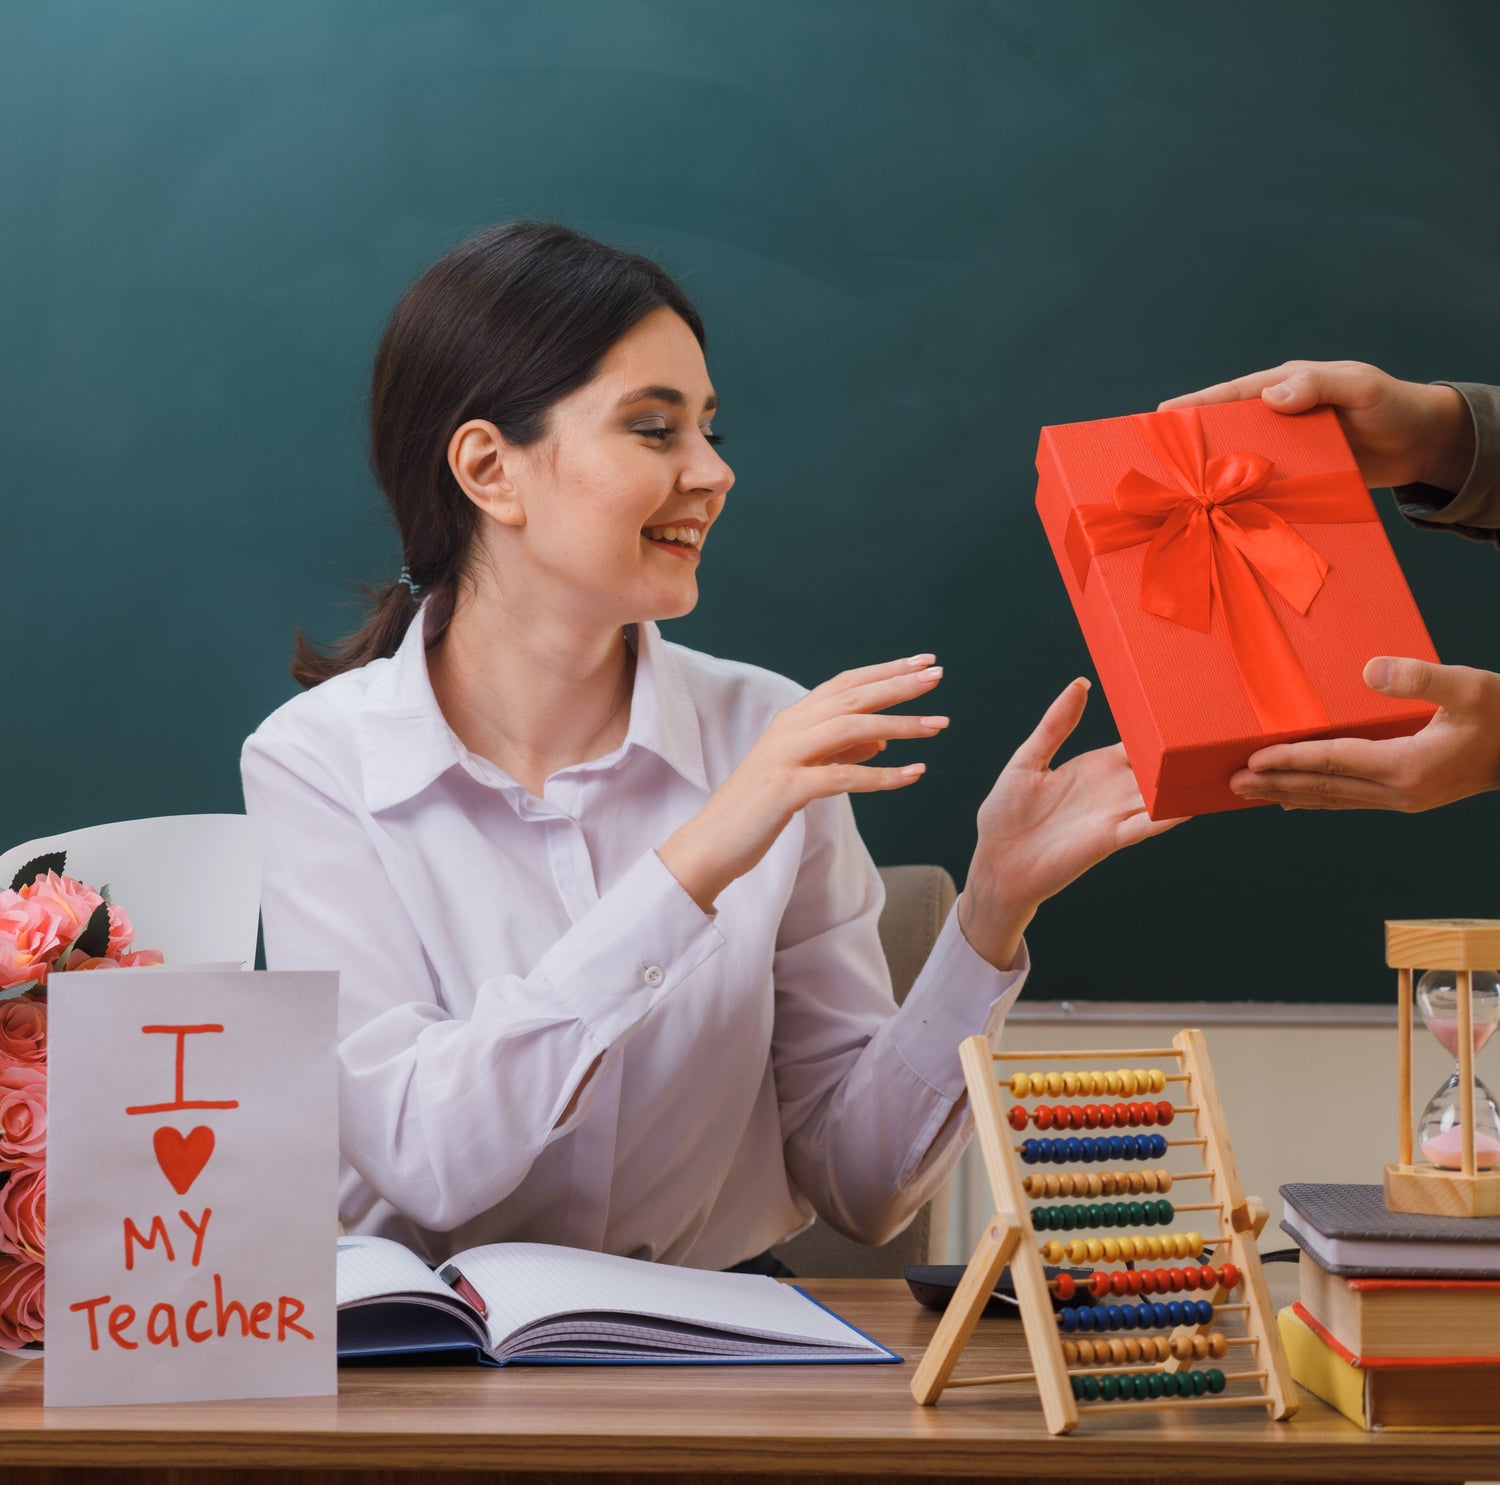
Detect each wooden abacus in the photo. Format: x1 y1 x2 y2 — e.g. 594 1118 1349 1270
911 1030 1297 1435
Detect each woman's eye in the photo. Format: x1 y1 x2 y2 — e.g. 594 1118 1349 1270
635 426 671 442
703 430 724 447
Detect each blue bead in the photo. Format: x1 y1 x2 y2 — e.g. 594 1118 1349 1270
1106 1136 1123 1158
1151 1302 1170 1327
1080 1137 1099 1162
1078 1306 1096 1332
1106 1305 1124 1330
1150 1134 1167 1158
1195 1299 1214 1325
1060 1307 1078 1332
1166 1301 1184 1326
1066 1137 1084 1163
1021 1139 1038 1163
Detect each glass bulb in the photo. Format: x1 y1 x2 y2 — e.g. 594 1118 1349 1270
1417 1071 1500 1170
1415 968 1500 1058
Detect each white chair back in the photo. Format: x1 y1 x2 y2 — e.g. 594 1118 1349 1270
0 815 263 968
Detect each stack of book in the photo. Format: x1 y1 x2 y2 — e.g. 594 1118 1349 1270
1277 1183 1500 1430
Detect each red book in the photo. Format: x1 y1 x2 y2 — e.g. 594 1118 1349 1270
1035 401 1438 819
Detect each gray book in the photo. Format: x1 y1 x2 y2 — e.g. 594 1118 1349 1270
1280 1183 1500 1278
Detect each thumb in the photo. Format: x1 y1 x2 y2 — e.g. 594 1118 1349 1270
1364 655 1457 705
1011 677 1091 772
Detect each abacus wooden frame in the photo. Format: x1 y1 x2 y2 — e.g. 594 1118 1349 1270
1385 918 1500 1218
910 1029 1297 1435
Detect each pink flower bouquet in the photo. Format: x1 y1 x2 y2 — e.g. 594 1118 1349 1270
0 850 164 1349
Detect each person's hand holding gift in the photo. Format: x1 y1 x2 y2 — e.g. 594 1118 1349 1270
1161 360 1500 814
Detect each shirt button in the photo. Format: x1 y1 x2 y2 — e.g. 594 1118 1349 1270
642 965 665 988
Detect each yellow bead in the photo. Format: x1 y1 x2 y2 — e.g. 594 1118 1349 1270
1066 1240 1088 1264
1044 1174 1060 1198
1077 1340 1097 1365
1046 1072 1064 1095
1086 1070 1103 1094
1105 1071 1123 1094
1106 1338 1126 1364
1192 1335 1209 1360
1100 1172 1117 1195
1149 1236 1166 1259
1128 1171 1145 1194
1185 1231 1204 1256
1087 1174 1103 1197
1085 1239 1104 1261
1171 1335 1191 1360
1150 1068 1167 1094
1102 1238 1120 1262
1119 1069 1137 1095
1157 1169 1173 1193
1062 1072 1080 1095
1043 1240 1065 1263
1131 1236 1150 1259
1209 1333 1228 1359
1062 1340 1077 1364
1123 1337 1142 1363
1010 1072 1028 1096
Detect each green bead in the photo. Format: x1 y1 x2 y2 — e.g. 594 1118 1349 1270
1100 1374 1119 1400
1191 1370 1209 1396
1206 1367 1226 1395
1161 1371 1181 1396
1071 1374 1084 1399
1158 1198 1174 1224
1126 1201 1144 1226
1081 1374 1100 1400
1132 1374 1152 1400
1147 1372 1168 1397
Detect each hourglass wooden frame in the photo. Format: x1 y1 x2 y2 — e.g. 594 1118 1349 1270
1386 918 1500 1218
911 1030 1296 1435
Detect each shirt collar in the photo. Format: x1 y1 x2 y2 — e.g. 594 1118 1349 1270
359 607 707 813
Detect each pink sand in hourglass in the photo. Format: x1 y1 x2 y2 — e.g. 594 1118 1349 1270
1424 1016 1497 1058
1420 1126 1500 1169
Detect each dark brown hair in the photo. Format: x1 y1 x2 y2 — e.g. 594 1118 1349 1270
291 222 705 687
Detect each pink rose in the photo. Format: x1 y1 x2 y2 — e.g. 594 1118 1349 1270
0 999 46 1066
0 1164 44 1261
115 949 164 968
22 871 102 949
106 903 135 957
0 889 67 990
0 1065 45 1164
0 1253 44 1349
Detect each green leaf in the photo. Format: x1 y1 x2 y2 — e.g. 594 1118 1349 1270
0 980 41 1001
9 852 65 893
75 900 111 960
99 882 112 906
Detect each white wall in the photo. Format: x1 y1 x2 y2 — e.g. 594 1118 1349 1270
944 1002 1457 1263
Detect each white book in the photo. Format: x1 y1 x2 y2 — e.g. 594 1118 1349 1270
335 1236 899 1366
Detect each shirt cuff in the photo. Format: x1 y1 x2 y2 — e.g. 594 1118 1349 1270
887 905 1029 1097
1393 381 1500 534
489 848 725 1053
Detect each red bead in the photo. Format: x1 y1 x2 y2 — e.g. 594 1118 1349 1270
1218 1262 1240 1291
1091 1272 1111 1299
1155 1100 1175 1126
1008 1106 1029 1130
1197 1265 1217 1290
1098 1105 1115 1128
1069 1105 1088 1130
1110 1271 1130 1296
1138 1102 1156 1127
1083 1104 1101 1128
1035 1105 1053 1129
1138 1269 1157 1294
1167 1267 1186 1292
1054 1273 1076 1301
1115 1102 1133 1126
1181 1266 1199 1291
1127 1271 1145 1295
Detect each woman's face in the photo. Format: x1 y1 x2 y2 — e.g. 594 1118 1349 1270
500 306 733 631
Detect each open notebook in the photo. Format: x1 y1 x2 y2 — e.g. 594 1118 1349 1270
336 1236 900 1366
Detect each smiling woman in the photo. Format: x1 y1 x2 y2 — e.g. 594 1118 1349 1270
241 222 1179 1272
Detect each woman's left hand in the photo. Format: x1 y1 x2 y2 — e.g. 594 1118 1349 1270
958 679 1184 970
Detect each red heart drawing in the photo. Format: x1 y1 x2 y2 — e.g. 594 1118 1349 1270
153 1126 215 1195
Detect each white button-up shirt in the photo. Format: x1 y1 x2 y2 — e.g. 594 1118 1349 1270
241 609 1028 1269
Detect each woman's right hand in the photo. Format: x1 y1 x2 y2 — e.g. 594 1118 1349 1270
657 655 948 912
1159 359 1474 493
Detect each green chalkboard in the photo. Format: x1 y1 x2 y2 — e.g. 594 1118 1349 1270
7 0 1500 1001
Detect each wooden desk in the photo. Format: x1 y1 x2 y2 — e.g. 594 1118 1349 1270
0 1280 1492 1484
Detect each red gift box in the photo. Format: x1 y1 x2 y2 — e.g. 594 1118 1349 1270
1034 400 1438 820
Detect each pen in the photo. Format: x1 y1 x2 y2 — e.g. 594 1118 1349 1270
436 1263 488 1319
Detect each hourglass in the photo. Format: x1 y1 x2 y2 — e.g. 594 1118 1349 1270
1386 919 1500 1218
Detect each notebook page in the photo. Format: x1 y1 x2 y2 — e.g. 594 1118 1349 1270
449 1243 881 1353
336 1235 455 1307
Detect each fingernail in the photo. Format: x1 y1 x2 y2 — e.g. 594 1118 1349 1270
900 762 926 778
1366 657 1392 691
919 716 950 729
1265 382 1294 403
906 653 936 667
1236 791 1269 802
1073 677 1092 691
921 665 943 680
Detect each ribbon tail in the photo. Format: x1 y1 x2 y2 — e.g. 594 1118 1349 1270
1213 539 1330 735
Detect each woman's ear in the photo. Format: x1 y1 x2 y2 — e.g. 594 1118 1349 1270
448 420 525 527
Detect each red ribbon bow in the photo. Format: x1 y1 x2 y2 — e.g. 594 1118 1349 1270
1062 407 1375 734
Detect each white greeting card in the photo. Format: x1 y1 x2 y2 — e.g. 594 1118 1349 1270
42 968 338 1406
